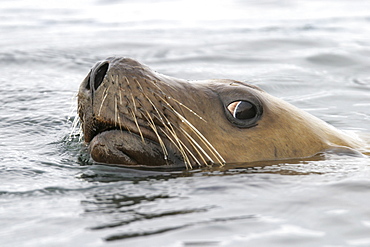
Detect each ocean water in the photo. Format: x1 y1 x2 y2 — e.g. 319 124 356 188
1 0 370 246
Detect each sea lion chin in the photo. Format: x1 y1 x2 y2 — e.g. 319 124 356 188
77 57 366 168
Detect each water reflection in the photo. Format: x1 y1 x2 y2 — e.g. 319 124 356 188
75 151 368 242
80 171 216 241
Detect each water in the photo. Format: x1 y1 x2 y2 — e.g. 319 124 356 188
1 0 370 246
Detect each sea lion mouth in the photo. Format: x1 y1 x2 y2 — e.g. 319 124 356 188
85 117 183 167
84 118 119 143
89 129 172 167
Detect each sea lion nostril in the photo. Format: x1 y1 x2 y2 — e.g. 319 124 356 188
92 62 109 91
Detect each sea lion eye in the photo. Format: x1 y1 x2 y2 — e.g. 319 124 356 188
227 101 257 120
225 100 262 128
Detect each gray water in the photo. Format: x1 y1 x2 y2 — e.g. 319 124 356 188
1 0 370 246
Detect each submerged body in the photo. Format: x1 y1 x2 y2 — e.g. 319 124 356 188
78 57 365 168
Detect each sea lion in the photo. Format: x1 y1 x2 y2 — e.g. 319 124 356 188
78 57 366 168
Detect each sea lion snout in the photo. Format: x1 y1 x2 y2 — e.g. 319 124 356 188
78 57 201 167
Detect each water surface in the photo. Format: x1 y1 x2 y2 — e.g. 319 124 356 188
1 0 370 246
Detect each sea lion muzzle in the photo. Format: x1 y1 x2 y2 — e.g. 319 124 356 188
78 58 195 167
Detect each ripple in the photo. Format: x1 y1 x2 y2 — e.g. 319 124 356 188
307 53 358 67
0 185 93 198
91 208 209 231
104 215 255 241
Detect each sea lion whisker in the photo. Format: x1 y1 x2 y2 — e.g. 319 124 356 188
144 77 177 95
177 126 212 166
98 85 110 116
119 76 144 141
126 83 145 143
165 105 226 165
128 106 145 143
114 97 118 127
162 122 192 168
124 76 131 86
143 103 193 168
132 79 168 127
157 126 193 169
150 103 208 166
134 78 168 102
142 94 167 126
119 88 123 105
70 115 83 141
176 138 202 168
140 109 169 161
150 90 206 123
132 92 169 159
153 93 224 164
168 97 206 123
117 112 123 132
133 79 145 94
131 83 191 164
131 79 172 148
69 99 79 135
154 93 224 163
128 94 145 143
156 79 178 93
115 74 126 102
146 83 168 104
109 74 115 84
116 110 131 135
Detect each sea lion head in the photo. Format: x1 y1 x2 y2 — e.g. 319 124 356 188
78 57 361 168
